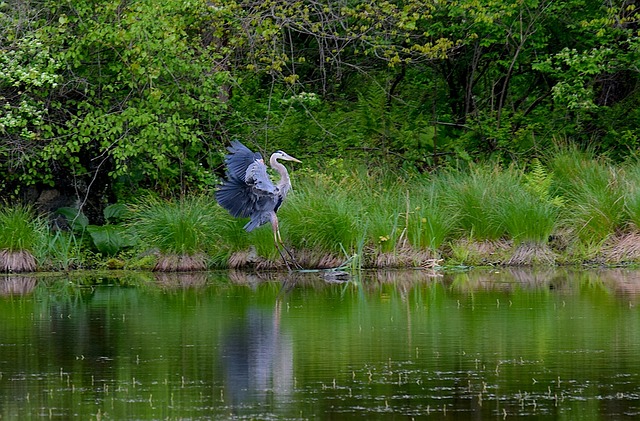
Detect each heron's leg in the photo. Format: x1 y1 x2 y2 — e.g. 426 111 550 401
273 229 300 271
275 239 292 272
279 228 302 269
270 215 292 271
271 214 301 270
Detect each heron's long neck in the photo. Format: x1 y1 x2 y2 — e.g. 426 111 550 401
270 155 291 195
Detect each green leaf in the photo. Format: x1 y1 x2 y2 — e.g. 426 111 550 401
56 207 89 231
87 224 135 256
103 203 128 222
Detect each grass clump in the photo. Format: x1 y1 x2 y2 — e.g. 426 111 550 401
129 196 221 271
282 172 365 265
406 182 457 253
0 205 48 272
38 231 85 271
549 150 625 244
622 162 640 229
442 165 519 241
432 164 560 265
498 187 558 245
360 182 407 254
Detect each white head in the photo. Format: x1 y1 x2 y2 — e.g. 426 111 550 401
272 150 301 163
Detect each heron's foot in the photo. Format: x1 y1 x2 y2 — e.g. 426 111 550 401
284 247 302 269
275 242 302 271
290 258 303 270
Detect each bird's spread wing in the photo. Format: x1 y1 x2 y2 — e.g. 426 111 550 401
225 140 263 180
245 160 277 196
215 176 253 218
215 141 278 221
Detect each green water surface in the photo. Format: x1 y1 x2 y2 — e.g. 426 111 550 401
0 268 638 419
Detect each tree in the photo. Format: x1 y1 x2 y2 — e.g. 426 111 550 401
2 0 233 217
0 2 61 196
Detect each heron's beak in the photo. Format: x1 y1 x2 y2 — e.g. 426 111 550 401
283 153 301 163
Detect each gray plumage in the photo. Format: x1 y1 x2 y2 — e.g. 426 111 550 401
215 140 300 233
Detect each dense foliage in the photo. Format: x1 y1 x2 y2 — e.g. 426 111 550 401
1 0 639 213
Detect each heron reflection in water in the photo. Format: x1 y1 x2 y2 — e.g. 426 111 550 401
215 141 301 270
220 300 293 407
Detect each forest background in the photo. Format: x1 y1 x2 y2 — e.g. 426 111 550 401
2 0 640 271
3 0 638 213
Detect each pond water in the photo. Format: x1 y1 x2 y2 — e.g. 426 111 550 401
0 268 639 419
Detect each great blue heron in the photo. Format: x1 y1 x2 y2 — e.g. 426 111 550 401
215 140 301 269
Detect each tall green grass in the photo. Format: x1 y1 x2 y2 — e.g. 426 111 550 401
431 165 560 247
0 148 633 270
39 230 85 271
282 168 457 262
440 166 516 241
622 162 640 229
406 181 457 252
359 179 407 253
130 155 640 267
0 205 49 272
498 188 558 245
126 153 636 268
549 149 625 243
267 163 559 264
282 172 366 255
129 195 221 257
0 205 47 252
